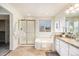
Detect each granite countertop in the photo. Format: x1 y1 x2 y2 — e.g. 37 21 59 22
55 36 79 48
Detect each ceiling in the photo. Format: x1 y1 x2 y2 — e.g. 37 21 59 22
10 3 73 18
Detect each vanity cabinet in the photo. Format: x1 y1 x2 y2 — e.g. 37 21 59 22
60 40 69 56
69 45 79 56
55 38 79 56
55 39 60 53
55 39 69 56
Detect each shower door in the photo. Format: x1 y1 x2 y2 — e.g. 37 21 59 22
19 20 35 45
26 20 35 45
19 20 27 44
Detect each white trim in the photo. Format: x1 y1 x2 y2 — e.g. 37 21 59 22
0 13 10 15
19 45 35 47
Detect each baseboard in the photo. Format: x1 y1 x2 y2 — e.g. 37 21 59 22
19 44 35 47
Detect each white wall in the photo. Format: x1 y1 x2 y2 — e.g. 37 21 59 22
0 4 23 50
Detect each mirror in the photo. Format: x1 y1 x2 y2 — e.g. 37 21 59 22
65 18 74 33
65 17 79 33
64 17 79 39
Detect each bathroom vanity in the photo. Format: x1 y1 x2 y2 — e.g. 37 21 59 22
55 36 79 56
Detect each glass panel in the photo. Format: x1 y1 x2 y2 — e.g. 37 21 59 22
19 20 27 44
26 21 35 45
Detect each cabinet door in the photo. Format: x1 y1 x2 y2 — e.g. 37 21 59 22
60 40 69 56
55 39 60 53
69 45 79 56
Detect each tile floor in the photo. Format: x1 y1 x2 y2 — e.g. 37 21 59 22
7 46 59 56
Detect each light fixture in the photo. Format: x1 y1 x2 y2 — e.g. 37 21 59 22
69 7 74 11
75 7 79 11
65 4 79 14
74 4 79 8
65 10 70 14
71 10 76 13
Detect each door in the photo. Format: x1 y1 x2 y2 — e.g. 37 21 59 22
19 20 35 45
19 20 27 44
26 20 35 45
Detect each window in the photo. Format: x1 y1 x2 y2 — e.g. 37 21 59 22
39 20 51 32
